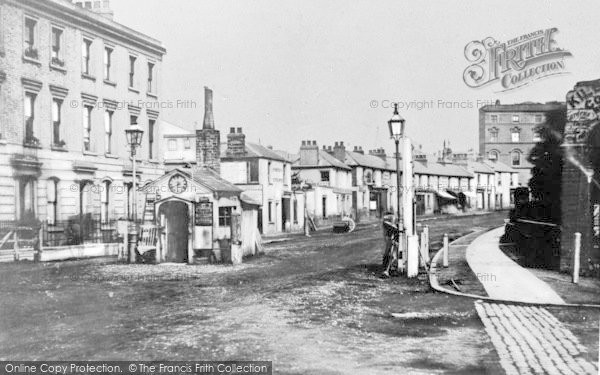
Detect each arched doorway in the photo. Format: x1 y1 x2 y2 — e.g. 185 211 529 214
158 200 190 262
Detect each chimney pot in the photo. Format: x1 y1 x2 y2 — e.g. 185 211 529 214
230 127 235 134
340 141 344 147
237 127 242 134
334 142 339 147
312 140 317 146
302 140 306 146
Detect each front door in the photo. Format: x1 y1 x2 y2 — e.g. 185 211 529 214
282 198 290 231
159 201 189 262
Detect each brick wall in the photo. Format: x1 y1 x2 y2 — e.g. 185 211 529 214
195 129 220 174
559 153 593 272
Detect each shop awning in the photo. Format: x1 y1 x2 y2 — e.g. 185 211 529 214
435 190 458 200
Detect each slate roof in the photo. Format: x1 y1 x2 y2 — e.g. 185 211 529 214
468 161 496 174
483 159 518 173
292 150 351 170
187 167 242 193
345 151 392 171
412 160 472 178
220 142 287 162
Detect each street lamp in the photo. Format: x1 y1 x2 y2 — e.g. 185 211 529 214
125 121 144 263
388 103 418 277
388 103 405 232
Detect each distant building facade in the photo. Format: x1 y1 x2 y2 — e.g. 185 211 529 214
479 101 566 184
220 127 299 235
0 0 166 223
292 140 354 224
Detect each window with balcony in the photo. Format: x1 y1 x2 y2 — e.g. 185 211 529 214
24 92 37 146
24 17 38 60
52 98 63 147
51 27 64 67
82 38 92 76
104 47 113 81
129 55 136 88
104 110 113 154
83 106 93 151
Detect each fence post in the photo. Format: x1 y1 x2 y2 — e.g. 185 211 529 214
443 233 449 268
13 230 19 261
423 226 429 255
573 232 581 284
419 231 428 267
36 225 43 261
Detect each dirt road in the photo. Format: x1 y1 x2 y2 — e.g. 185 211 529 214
0 213 510 374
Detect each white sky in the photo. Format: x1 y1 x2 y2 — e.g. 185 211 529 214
112 0 600 155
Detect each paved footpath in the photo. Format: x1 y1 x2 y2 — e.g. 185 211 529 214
475 302 598 375
466 227 565 304
466 227 597 374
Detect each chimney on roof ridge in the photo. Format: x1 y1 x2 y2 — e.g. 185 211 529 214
332 141 346 162
226 126 245 157
300 139 319 165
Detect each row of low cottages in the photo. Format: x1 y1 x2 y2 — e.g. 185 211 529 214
163 121 522 234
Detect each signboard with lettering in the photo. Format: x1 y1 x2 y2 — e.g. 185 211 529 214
565 80 600 144
194 201 213 226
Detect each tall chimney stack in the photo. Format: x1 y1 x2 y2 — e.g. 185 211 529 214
203 86 215 130
195 87 220 173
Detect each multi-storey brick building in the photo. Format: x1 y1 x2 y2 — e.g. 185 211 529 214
479 101 566 184
0 0 166 226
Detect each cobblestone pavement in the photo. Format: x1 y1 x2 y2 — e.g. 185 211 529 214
475 301 598 375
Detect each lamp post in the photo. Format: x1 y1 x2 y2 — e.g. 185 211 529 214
125 121 144 264
388 103 418 277
387 103 404 233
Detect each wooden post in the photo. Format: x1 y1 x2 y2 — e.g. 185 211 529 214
13 230 19 261
423 226 429 255
419 231 427 267
573 232 581 284
36 225 43 262
230 212 242 265
443 233 449 268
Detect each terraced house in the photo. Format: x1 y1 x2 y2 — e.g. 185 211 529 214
0 0 166 250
